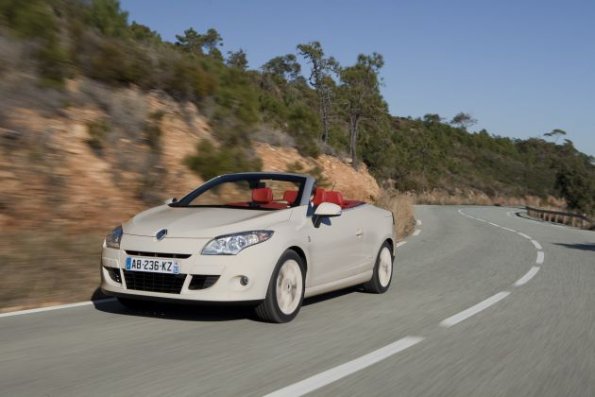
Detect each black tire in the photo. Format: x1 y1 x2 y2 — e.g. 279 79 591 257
362 241 394 294
117 297 153 310
255 250 305 323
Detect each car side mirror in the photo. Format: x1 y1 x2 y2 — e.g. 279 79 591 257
313 202 342 227
164 197 177 205
314 202 342 217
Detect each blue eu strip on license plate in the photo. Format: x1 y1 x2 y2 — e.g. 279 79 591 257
125 257 132 270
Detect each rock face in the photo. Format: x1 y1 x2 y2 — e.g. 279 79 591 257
0 83 381 232
255 143 380 201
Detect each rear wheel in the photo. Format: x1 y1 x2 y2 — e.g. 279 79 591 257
363 242 393 293
255 250 305 323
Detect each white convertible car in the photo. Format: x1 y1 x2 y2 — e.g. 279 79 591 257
101 172 395 322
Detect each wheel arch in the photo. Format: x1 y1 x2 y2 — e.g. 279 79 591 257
384 237 395 257
287 245 308 274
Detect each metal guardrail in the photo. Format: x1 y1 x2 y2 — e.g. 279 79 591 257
526 206 593 229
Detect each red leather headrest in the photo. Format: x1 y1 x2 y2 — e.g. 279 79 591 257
252 187 273 204
312 188 327 206
326 191 344 206
283 190 299 204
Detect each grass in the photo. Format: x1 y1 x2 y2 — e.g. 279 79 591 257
0 230 104 312
412 189 565 209
375 191 416 240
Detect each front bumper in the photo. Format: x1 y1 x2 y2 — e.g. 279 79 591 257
101 233 279 302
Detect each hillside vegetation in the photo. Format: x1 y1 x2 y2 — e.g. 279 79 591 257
1 0 594 216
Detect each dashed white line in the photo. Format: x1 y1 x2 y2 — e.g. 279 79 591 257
396 241 407 248
514 266 541 287
517 232 532 240
263 336 424 397
530 240 543 250
439 291 511 328
0 299 115 319
501 227 516 233
536 251 545 265
412 229 421 237
488 222 499 227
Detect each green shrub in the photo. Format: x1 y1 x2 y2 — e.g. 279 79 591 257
215 67 259 126
85 39 153 87
161 55 217 101
287 104 320 158
86 0 129 38
86 119 110 154
185 139 262 181
1 0 56 38
144 111 164 152
37 38 71 87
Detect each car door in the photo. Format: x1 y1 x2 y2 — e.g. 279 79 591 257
306 208 365 286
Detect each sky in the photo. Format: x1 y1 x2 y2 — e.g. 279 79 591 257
121 0 595 157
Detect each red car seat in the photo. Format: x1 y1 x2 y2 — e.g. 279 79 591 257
252 187 273 204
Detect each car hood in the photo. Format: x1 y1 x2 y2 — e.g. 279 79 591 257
123 205 293 238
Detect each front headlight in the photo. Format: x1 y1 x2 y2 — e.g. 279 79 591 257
202 230 273 255
105 225 123 249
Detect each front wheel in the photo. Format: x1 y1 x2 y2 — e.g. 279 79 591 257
255 250 305 323
363 242 393 293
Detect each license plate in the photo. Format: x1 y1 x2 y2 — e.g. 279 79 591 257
125 257 180 274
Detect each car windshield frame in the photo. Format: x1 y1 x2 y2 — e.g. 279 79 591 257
171 173 310 210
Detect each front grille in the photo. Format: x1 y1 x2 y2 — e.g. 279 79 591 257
123 270 186 294
189 275 220 290
125 250 191 259
106 267 122 283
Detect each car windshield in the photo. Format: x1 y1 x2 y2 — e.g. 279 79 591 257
173 174 307 210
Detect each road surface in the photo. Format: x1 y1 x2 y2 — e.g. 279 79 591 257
1 206 594 396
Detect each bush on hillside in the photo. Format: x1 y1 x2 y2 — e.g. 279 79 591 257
85 119 110 154
287 104 320 158
185 139 262 181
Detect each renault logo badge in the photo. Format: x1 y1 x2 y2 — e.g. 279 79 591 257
156 229 168 241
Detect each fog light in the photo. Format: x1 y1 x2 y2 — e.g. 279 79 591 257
106 267 121 283
240 276 249 286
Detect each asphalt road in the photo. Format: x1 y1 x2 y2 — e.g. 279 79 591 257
1 206 594 396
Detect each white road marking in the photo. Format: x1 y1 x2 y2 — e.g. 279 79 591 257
264 336 424 397
514 266 541 287
530 240 543 250
396 241 407 248
456 209 546 296
416 219 422 226
412 229 421 237
517 232 532 240
439 291 511 328
0 298 115 319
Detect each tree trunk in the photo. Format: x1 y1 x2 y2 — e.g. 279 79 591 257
350 114 359 169
319 88 330 143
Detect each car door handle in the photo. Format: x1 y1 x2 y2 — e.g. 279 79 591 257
356 229 364 237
